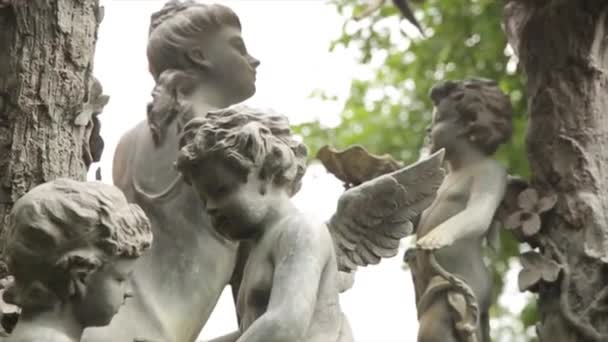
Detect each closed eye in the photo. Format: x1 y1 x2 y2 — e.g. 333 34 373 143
114 270 132 283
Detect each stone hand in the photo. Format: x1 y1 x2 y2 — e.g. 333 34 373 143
416 227 455 250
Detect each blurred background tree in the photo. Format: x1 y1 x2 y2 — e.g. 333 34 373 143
293 0 536 340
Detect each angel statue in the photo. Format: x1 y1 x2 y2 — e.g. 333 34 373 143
317 78 512 342
403 78 513 342
175 105 444 342
2 179 152 342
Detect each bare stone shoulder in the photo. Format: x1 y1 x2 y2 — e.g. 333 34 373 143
474 158 508 187
274 211 334 260
479 158 507 175
112 119 146 186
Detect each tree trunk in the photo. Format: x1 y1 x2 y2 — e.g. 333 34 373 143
504 1 608 341
0 0 102 256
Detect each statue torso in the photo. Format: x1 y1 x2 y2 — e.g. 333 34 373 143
414 167 492 308
235 215 352 342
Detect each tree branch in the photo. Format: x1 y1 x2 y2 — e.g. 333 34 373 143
544 238 608 342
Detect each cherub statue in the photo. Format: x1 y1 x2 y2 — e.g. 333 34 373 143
92 1 260 341
406 78 513 342
2 179 152 342
175 105 444 342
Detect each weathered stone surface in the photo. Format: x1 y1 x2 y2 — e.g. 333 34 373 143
0 0 102 263
504 1 608 340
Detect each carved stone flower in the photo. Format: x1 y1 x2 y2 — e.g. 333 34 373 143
74 78 109 167
505 188 557 237
74 79 110 127
518 251 561 292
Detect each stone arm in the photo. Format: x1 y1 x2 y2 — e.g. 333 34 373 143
235 223 326 342
229 241 253 324
417 162 507 250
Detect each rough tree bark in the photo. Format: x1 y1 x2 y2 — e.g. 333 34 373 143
504 1 608 341
0 0 103 256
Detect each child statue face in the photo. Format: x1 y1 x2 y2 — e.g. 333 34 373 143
190 160 272 240
429 101 466 154
73 258 136 327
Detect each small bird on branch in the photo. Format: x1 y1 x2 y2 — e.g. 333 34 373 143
354 0 424 36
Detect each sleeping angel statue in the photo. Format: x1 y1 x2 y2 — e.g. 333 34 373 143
175 105 444 342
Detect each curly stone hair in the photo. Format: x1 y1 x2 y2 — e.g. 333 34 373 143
176 105 308 196
3 179 152 310
429 77 513 155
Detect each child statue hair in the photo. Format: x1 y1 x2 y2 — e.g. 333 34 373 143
2 179 152 310
429 77 513 154
176 105 308 196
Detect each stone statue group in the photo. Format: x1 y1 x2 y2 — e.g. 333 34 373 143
2 1 515 341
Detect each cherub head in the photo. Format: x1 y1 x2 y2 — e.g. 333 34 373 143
147 0 259 103
3 179 152 328
176 106 308 240
428 78 513 157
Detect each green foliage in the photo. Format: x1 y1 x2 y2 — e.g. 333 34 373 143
521 299 539 329
294 0 534 339
296 0 528 175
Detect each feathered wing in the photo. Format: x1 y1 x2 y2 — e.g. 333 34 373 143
328 149 445 273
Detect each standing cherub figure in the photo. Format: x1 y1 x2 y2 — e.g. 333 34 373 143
3 179 152 342
176 106 444 342
408 78 512 342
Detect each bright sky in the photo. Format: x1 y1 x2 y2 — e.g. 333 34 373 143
91 1 527 341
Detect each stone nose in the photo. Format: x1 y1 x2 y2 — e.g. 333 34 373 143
248 54 260 69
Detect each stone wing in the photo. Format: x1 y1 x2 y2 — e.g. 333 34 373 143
328 149 445 272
